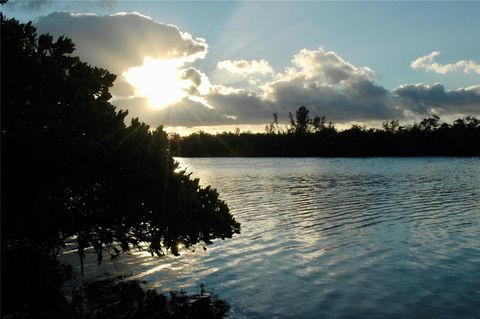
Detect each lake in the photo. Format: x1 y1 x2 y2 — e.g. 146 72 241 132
74 157 480 318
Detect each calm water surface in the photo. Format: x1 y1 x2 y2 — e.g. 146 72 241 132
77 158 480 318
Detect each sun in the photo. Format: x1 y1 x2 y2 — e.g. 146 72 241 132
123 57 189 109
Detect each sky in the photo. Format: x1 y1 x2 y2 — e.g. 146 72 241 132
2 0 480 134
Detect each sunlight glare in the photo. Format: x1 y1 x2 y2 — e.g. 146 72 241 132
123 57 189 109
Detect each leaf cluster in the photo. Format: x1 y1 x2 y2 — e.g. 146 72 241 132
1 16 240 269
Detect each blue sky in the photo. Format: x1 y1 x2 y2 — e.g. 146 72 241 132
2 1 479 133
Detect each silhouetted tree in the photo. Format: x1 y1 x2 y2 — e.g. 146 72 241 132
288 106 311 134
286 106 330 134
419 114 440 131
463 115 480 128
1 16 240 316
265 112 279 134
311 115 326 132
382 120 399 133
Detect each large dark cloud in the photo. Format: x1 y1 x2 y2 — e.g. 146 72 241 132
154 98 235 127
35 12 208 75
260 48 398 121
206 88 274 123
264 78 395 121
393 83 480 115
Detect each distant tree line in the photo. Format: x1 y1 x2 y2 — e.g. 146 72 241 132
172 106 480 157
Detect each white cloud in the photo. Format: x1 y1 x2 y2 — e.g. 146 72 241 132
278 48 374 84
217 59 273 75
35 12 211 109
410 51 480 74
35 12 208 75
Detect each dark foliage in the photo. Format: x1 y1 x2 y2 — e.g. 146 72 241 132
70 278 229 319
2 247 74 318
174 107 480 157
3 269 229 319
1 16 239 317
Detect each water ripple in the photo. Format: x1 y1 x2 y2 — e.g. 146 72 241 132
64 158 480 319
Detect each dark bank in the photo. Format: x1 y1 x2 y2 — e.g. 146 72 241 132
172 107 480 157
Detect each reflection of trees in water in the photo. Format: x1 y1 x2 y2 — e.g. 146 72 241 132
72 277 229 319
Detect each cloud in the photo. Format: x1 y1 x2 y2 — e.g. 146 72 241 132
282 48 374 84
153 97 236 127
35 11 210 110
26 10 480 128
109 79 136 98
112 87 274 127
265 80 394 121
410 51 480 74
393 83 480 115
113 47 478 128
181 68 211 95
7 0 51 11
183 68 202 87
6 0 115 12
217 59 273 75
114 96 236 127
164 48 397 126
261 48 396 121
34 12 476 128
205 48 478 125
34 12 208 75
206 89 274 123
